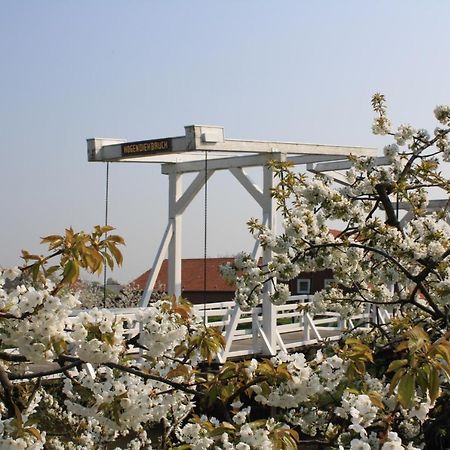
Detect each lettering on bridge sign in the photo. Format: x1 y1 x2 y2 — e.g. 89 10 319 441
122 139 172 157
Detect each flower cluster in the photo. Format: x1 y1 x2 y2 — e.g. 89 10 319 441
71 308 125 364
176 413 297 450
1 270 79 363
137 301 188 357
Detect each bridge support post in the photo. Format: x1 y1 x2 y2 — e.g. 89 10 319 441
261 157 281 355
168 173 182 297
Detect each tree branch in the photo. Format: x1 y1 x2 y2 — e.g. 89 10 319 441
375 182 402 230
0 366 17 417
226 375 267 407
8 361 82 381
102 362 202 398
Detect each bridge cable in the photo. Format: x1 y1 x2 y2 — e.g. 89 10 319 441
103 162 110 307
203 150 208 324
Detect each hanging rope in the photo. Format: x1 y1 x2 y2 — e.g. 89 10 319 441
203 150 208 324
103 162 110 307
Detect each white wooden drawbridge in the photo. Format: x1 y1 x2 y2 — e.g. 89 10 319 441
87 125 384 360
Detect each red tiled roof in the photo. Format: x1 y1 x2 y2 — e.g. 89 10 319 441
329 229 341 238
131 258 235 292
132 231 342 293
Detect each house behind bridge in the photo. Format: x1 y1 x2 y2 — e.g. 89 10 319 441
131 258 334 304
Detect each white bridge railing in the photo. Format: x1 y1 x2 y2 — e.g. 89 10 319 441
68 298 389 363
193 295 388 361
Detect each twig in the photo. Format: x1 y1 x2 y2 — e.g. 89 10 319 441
8 361 82 380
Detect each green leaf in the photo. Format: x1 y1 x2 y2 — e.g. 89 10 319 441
416 367 429 393
98 225 115 234
429 367 441 403
395 341 409 352
387 359 408 373
276 363 292 381
102 331 116 346
210 423 236 437
256 361 276 377
107 234 126 245
434 342 450 366
108 242 123 266
368 392 384 410
40 235 63 250
62 259 79 284
52 337 68 355
13 404 23 428
31 263 41 282
389 367 406 394
102 252 114 271
24 427 42 441
398 372 416 409
220 383 234 401
21 251 41 261
206 384 220 407
45 265 59 276
220 364 238 380
167 364 190 380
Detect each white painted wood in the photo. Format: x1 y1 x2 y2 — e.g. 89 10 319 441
195 139 376 156
229 168 264 207
303 311 310 341
399 211 414 227
276 330 287 354
162 153 352 174
140 222 174 307
220 304 242 361
84 363 96 379
201 126 224 143
310 156 390 173
287 154 349 166
255 320 275 356
398 200 449 226
63 298 390 364
86 125 382 363
261 161 278 355
88 125 377 165
321 170 351 186
252 308 260 355
251 239 261 261
372 306 390 325
304 313 322 340
168 173 182 297
397 199 449 212
251 214 268 262
427 199 450 210
87 138 127 162
175 170 214 215
162 153 273 174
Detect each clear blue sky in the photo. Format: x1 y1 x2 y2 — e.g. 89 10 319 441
1 1 450 282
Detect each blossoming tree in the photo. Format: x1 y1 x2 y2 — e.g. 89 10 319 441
221 95 450 448
0 96 449 449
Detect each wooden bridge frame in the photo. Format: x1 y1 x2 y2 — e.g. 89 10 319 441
87 125 379 357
